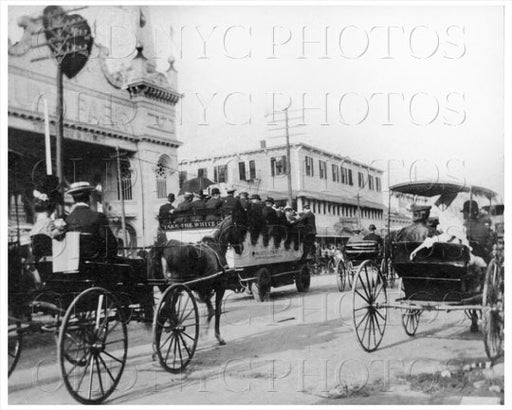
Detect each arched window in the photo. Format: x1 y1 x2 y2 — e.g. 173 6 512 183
156 155 170 199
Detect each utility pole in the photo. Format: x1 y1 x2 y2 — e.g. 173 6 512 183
116 146 128 256
55 64 64 206
284 109 293 207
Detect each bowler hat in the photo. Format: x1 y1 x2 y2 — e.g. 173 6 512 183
239 191 249 197
250 194 261 201
461 200 479 215
265 197 274 204
211 188 220 195
369 224 376 230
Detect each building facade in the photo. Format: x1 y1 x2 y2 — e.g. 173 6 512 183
8 6 181 247
179 142 386 237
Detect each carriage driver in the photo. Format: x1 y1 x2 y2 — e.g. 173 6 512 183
396 204 431 242
65 182 118 259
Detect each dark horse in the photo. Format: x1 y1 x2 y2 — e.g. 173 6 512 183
149 216 244 345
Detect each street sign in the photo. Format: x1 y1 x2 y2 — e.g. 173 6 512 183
42 5 93 78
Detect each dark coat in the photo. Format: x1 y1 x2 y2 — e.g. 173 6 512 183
247 202 265 228
363 232 383 246
262 205 278 226
296 210 317 235
158 202 175 219
66 204 118 258
396 222 430 242
222 195 245 224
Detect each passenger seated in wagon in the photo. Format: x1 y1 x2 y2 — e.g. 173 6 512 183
64 182 118 259
396 204 431 242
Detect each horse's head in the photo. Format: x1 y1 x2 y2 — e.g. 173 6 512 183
207 216 246 255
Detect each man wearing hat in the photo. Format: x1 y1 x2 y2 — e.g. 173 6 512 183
158 193 175 223
239 192 250 211
174 192 194 223
295 203 317 260
65 182 118 259
262 197 278 247
462 200 495 260
363 224 382 246
191 191 207 221
222 186 245 225
247 194 264 245
205 187 223 221
396 204 431 242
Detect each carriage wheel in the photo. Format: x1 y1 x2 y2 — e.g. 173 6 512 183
401 309 422 336
352 260 387 352
153 284 199 373
336 260 347 292
482 259 504 362
8 321 22 377
295 264 311 293
251 268 271 302
58 287 128 404
346 260 355 288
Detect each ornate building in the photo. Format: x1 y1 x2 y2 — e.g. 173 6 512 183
8 6 181 247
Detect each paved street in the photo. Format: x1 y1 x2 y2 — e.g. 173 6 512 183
8 274 503 405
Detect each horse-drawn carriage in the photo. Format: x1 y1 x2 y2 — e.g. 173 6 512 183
349 181 504 361
8 205 313 403
336 240 396 292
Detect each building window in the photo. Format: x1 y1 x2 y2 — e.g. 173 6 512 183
214 164 228 183
319 160 327 179
358 171 365 188
376 177 381 192
156 155 170 199
305 156 314 176
271 156 287 176
197 168 207 178
249 160 256 180
341 167 354 185
368 175 374 190
239 162 246 181
179 170 187 188
117 159 132 200
332 164 340 182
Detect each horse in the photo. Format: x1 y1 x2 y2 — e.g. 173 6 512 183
148 216 245 345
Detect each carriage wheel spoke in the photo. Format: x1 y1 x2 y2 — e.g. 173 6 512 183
370 313 377 348
373 311 384 336
373 282 384 301
177 332 192 358
181 330 195 341
175 333 184 367
172 333 178 369
102 350 124 364
160 330 174 350
94 354 105 396
361 266 371 299
164 333 176 364
98 352 116 382
88 352 95 400
361 311 370 343
74 351 92 395
366 312 373 348
374 308 386 322
179 296 191 322
355 310 370 330
179 307 194 325
65 351 89 378
354 289 371 305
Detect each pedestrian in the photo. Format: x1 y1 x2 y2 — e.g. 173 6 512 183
158 193 175 224
262 197 278 246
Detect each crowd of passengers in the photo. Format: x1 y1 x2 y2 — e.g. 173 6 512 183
158 187 317 257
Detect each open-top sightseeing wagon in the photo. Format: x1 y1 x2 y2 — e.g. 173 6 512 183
350 181 504 361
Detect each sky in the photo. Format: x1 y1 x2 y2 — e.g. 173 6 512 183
8 4 505 199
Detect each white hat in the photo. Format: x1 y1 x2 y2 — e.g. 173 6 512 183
65 181 95 196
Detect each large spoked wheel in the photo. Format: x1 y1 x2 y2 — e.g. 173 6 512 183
58 287 128 404
251 267 271 302
295 264 311 293
153 284 199 374
482 258 504 362
401 309 422 336
8 321 22 377
352 260 387 352
336 260 347 292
